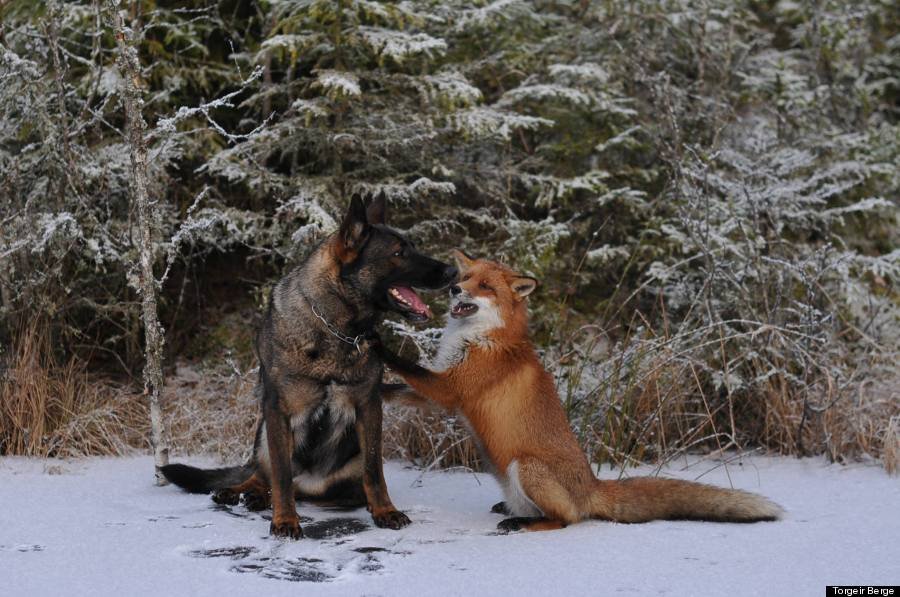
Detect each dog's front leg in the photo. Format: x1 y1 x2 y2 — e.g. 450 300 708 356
263 390 302 539
355 387 411 530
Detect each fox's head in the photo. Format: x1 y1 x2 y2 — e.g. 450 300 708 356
445 250 537 337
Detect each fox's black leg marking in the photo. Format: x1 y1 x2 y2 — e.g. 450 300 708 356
497 517 542 533
491 501 510 515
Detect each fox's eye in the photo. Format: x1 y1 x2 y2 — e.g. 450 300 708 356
393 249 403 257
479 280 492 291
462 275 471 282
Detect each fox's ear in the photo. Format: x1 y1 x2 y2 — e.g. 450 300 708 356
366 192 387 226
450 249 475 272
510 276 538 300
335 194 371 263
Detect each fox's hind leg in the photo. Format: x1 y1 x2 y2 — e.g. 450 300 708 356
498 458 580 533
497 517 567 533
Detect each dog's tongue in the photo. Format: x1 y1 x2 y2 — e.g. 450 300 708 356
394 286 432 318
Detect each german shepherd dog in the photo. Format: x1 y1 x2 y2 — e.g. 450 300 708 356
161 194 457 538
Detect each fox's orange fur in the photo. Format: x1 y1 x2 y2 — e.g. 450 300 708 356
381 251 784 533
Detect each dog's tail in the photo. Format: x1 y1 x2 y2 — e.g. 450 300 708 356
591 477 783 523
160 463 255 494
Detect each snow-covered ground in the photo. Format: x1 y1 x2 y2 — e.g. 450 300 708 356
1 455 897 596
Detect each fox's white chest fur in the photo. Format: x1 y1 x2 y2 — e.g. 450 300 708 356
431 296 503 371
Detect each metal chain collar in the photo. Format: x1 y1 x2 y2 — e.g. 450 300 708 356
310 303 365 353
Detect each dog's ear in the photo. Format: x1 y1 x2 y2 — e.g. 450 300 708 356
366 192 387 226
510 276 538 300
450 249 475 273
335 194 371 263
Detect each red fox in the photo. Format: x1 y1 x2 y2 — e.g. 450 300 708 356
379 251 783 532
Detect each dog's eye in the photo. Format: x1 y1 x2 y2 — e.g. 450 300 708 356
393 249 403 257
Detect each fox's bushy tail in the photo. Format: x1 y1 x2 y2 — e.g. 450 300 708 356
592 477 783 523
160 463 255 494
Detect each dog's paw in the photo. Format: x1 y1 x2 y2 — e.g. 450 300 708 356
372 509 411 530
491 501 510 515
497 518 525 534
211 489 240 506
269 517 303 539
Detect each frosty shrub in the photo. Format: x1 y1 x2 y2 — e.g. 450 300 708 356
1 1 897 470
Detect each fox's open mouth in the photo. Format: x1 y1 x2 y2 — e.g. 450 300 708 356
388 285 433 322
450 302 478 319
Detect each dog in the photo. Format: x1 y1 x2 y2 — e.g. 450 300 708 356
161 193 457 538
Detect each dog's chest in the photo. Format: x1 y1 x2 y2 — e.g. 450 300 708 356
288 389 359 473
277 326 379 385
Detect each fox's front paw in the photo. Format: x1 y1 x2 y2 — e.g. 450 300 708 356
491 501 510 515
372 509 411 530
270 516 303 539
497 517 525 534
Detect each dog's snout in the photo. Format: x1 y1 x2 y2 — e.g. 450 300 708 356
443 265 459 283
450 284 462 296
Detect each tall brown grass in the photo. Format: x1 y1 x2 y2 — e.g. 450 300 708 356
0 322 258 460
0 322 145 457
550 316 899 475
2 320 896 476
383 405 482 471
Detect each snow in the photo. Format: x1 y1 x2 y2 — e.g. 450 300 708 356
450 107 553 141
499 84 593 107
314 70 361 98
549 63 610 84
358 27 447 62
1 455 897 596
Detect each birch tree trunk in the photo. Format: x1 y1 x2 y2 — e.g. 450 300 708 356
108 0 169 484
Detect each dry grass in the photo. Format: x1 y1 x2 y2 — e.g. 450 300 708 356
383 405 481 471
2 320 896 475
0 322 145 457
161 364 258 462
550 317 900 474
0 322 258 461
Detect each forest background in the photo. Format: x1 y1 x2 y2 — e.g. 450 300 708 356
1 0 897 474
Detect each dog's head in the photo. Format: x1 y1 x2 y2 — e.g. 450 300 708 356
332 193 457 322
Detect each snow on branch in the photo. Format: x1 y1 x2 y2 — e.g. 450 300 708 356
0 43 43 81
314 69 361 98
498 84 592 107
358 27 447 63
32 212 82 254
455 0 535 32
450 107 553 141
354 178 457 204
276 185 339 248
419 72 483 107
154 65 267 143
549 63 610 84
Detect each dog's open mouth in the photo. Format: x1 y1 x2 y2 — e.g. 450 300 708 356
450 302 478 319
388 285 433 322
